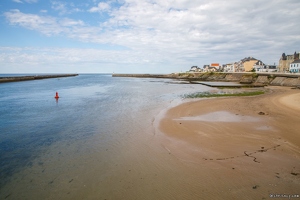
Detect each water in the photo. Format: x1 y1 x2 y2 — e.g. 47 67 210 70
0 74 211 199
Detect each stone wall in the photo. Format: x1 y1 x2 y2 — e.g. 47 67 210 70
113 73 300 87
271 77 300 86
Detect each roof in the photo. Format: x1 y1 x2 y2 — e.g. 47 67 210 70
211 63 219 66
291 59 300 64
241 57 258 63
255 60 264 65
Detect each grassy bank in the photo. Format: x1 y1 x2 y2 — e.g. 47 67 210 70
183 90 265 98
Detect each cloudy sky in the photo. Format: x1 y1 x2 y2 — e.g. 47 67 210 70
0 0 300 73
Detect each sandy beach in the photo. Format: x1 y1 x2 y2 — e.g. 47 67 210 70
159 86 300 199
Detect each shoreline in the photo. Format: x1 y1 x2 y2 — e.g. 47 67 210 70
0 74 78 83
113 72 300 87
157 86 300 198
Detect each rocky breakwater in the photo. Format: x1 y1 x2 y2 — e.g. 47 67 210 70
0 74 78 83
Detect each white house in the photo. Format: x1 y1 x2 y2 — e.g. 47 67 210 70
189 66 203 72
289 59 300 73
253 60 265 72
210 63 221 71
265 65 277 72
253 60 277 72
223 63 235 72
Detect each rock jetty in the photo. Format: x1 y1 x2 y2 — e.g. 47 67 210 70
0 74 78 83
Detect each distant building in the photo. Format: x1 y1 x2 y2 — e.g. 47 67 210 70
203 64 218 72
255 64 277 72
253 60 265 72
266 64 277 72
241 57 258 72
203 65 209 72
189 66 202 72
189 66 198 72
278 51 300 72
210 63 221 71
289 59 300 73
224 62 239 72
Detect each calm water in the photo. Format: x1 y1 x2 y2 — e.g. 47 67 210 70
0 74 211 199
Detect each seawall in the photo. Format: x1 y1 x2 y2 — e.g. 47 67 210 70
113 73 300 87
0 74 79 83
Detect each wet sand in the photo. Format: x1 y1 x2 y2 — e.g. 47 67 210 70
159 86 300 199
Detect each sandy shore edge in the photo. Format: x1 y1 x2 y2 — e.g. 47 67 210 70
157 86 300 197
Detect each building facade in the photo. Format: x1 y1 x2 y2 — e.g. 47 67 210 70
223 63 239 72
253 60 265 72
278 51 300 72
189 66 201 72
289 60 300 73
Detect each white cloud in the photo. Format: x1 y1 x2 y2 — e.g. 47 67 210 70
12 0 38 3
4 9 86 36
12 0 23 3
25 0 38 2
51 1 84 15
89 2 111 13
4 9 64 35
59 18 85 26
51 1 68 15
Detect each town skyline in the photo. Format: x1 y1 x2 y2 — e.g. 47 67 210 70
188 51 300 73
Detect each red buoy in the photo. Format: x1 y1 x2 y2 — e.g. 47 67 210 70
55 92 59 99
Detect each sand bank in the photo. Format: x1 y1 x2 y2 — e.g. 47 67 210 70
159 86 300 199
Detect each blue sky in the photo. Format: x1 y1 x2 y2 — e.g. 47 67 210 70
0 0 300 74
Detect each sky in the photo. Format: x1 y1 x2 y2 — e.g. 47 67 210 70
0 0 300 74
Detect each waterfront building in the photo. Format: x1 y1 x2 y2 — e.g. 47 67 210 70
210 63 221 71
289 59 300 73
278 51 300 72
265 64 277 72
241 57 259 72
223 63 235 72
253 60 265 72
189 66 201 72
203 64 218 72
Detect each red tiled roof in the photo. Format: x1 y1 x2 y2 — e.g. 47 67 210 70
211 63 219 67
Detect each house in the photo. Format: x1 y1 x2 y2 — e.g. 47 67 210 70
210 63 221 71
253 60 265 72
203 65 218 72
203 65 210 72
289 59 300 73
224 63 239 72
255 64 277 72
189 66 201 72
208 67 218 72
241 57 259 72
266 64 277 72
278 51 300 72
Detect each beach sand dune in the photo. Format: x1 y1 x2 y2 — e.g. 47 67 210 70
159 86 300 199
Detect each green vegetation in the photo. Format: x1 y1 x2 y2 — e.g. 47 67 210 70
251 73 258 78
183 90 265 98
